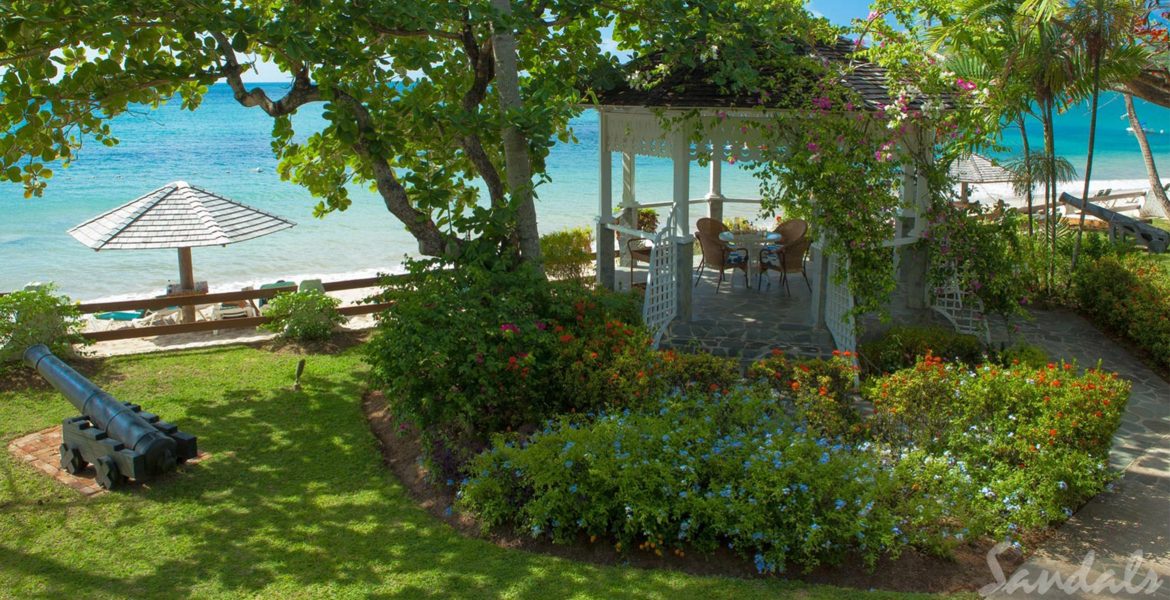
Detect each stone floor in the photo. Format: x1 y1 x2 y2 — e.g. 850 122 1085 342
661 268 835 361
660 267 950 365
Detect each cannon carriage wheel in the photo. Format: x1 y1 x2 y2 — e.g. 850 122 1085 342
59 443 87 475
94 456 125 490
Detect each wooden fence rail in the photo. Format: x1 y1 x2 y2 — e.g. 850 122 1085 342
58 274 403 342
82 302 393 342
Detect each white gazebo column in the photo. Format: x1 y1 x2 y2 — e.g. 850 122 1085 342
672 131 693 321
898 130 931 309
809 233 829 329
618 152 637 267
707 140 725 222
596 111 616 290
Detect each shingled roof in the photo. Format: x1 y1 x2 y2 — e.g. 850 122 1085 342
592 37 908 111
69 181 295 250
948 153 1015 184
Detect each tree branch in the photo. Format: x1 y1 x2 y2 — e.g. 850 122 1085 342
333 89 463 258
457 20 506 208
212 32 321 116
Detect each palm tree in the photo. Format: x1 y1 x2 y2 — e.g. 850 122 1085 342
1124 91 1170 216
1014 0 1077 289
1068 0 1149 270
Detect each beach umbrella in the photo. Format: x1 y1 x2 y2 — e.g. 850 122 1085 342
68 181 296 323
948 153 1016 204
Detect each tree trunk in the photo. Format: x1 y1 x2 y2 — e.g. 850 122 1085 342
489 0 544 271
1124 91 1170 217
1071 51 1102 271
1043 98 1057 291
1019 116 1035 237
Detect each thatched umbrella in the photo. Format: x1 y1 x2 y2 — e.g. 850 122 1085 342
69 181 296 322
948 153 1015 205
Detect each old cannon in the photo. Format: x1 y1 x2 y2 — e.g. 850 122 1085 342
23 344 197 490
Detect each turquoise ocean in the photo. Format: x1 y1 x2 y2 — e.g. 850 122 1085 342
1 83 1167 300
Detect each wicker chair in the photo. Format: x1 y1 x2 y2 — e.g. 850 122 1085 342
759 236 812 295
693 217 748 292
758 218 808 283
626 236 652 288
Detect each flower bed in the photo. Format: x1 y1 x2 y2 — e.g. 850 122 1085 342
1074 253 1170 371
458 353 1129 574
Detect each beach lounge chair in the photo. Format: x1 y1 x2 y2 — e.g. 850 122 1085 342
298 279 325 294
95 309 147 322
258 280 296 308
139 306 182 327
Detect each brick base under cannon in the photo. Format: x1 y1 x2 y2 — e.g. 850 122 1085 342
7 425 207 496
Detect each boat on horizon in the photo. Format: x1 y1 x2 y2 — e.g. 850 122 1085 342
1122 117 1165 135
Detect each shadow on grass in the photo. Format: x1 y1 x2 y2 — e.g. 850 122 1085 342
0 353 838 600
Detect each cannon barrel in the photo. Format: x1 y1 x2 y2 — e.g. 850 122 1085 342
23 344 177 477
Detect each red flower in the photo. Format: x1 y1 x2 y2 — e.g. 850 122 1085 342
559 334 573 343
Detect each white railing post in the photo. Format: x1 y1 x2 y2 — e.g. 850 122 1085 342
597 111 616 290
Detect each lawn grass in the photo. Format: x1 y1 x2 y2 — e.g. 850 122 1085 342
0 345 953 599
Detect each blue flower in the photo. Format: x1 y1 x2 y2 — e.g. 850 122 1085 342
819 452 830 464
564 460 574 468
1057 481 1068 490
569 484 578 494
834 499 846 510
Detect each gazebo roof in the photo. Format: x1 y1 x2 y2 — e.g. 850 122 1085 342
948 153 1015 184
69 181 296 250
592 38 909 111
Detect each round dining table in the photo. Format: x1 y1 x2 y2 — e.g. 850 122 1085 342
718 230 783 289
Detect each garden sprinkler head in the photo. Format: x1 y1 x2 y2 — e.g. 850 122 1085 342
294 359 306 392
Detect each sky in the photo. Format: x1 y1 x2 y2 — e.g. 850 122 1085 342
239 0 876 82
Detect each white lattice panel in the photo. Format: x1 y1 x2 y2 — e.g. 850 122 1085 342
931 279 991 344
642 212 678 348
825 254 857 355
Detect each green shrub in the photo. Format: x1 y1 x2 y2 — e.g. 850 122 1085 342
996 342 1049 369
1074 253 1170 369
867 356 1130 531
636 208 659 232
260 290 344 342
459 387 983 573
722 216 754 232
656 350 741 393
365 266 651 476
748 351 860 438
0 285 86 365
541 227 593 282
858 325 983 374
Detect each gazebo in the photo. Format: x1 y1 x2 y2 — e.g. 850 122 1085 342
590 39 936 354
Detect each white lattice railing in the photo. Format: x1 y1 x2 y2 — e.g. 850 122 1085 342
824 254 857 356
642 211 678 348
931 279 991 345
